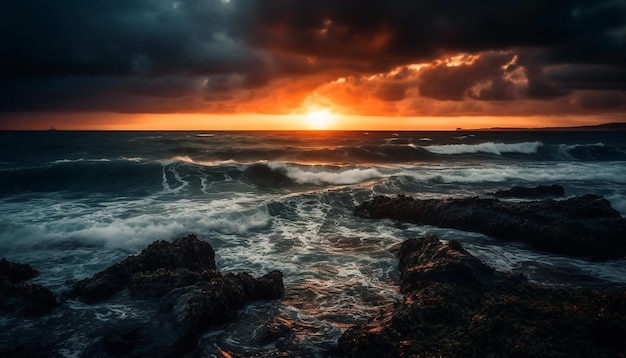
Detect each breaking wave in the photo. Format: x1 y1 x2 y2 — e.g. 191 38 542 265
423 141 543 155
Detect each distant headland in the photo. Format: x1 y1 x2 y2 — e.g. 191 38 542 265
470 122 626 132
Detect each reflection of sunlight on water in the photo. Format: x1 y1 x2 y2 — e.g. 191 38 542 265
198 187 404 355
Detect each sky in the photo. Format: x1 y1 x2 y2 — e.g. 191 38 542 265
1 0 626 130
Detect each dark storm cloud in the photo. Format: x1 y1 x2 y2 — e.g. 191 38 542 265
1 0 625 116
548 65 626 91
245 0 625 66
0 0 254 76
374 82 408 102
523 63 572 100
577 92 626 110
417 52 516 101
0 0 280 113
0 75 208 113
245 0 626 107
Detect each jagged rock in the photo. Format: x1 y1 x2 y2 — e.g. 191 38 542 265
96 269 284 357
492 184 565 198
68 234 216 302
0 258 39 284
129 267 211 298
396 235 525 293
102 325 147 356
65 234 284 357
166 271 284 350
0 259 56 316
338 236 626 358
354 193 626 260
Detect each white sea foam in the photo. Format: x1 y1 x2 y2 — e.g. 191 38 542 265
162 155 237 167
161 166 189 193
561 142 605 151
163 155 195 164
270 163 385 185
0 193 273 253
121 156 143 163
403 162 626 184
58 334 90 358
424 141 543 155
52 158 111 164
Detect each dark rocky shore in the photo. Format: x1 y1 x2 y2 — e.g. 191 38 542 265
491 184 565 198
354 191 626 260
338 235 626 357
2 235 284 357
3 187 626 356
69 235 284 356
341 189 626 357
0 258 57 317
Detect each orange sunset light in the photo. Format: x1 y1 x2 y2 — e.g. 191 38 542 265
305 109 336 130
1 1 625 131
2 111 614 131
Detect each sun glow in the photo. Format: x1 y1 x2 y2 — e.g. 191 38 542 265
305 109 335 130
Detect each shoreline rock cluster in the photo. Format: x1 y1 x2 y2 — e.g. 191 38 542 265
491 184 565 198
338 235 626 357
354 191 626 260
341 188 626 356
2 186 626 356
1 235 284 357
0 258 57 317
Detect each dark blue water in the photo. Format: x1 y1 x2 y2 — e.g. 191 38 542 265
1 130 626 356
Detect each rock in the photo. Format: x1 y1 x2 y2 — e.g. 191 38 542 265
354 193 626 260
68 234 216 302
97 269 285 357
166 270 284 351
0 259 56 316
0 258 39 284
66 234 284 357
492 184 565 198
128 267 210 298
338 236 626 358
396 235 525 293
102 325 147 356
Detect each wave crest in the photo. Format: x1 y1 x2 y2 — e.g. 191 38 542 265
270 163 385 185
424 141 543 155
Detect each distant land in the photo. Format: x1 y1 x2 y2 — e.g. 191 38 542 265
473 122 626 132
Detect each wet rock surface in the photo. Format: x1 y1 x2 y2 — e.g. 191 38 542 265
68 234 285 357
338 236 626 358
67 234 217 303
0 259 57 317
492 184 565 198
2 235 284 357
354 193 626 259
0 258 40 283
89 269 284 357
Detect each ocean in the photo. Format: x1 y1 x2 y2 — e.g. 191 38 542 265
1 130 626 356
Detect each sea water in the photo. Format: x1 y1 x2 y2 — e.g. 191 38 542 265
1 130 626 356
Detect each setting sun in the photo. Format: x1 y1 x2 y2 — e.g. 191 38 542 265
305 109 335 130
